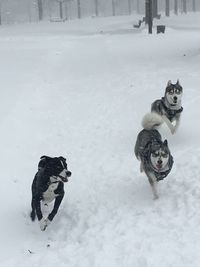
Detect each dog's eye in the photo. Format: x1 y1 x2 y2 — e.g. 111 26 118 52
175 89 181 94
152 152 159 157
168 90 174 95
161 153 168 158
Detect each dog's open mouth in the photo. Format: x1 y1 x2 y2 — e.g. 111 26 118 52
156 164 163 170
58 175 68 182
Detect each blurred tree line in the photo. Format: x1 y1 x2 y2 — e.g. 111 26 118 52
0 0 199 25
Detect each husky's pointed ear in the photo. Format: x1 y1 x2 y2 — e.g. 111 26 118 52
163 140 168 147
176 79 180 85
167 80 172 87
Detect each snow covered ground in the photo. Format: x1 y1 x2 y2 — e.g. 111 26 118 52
0 12 200 267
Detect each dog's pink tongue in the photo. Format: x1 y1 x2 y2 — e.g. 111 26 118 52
156 164 162 170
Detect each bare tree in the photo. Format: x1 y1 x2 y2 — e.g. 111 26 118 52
77 0 81 18
192 0 196 12
182 0 187 13
174 0 178 15
112 0 116 16
0 1 2 25
128 0 131 15
136 0 140 13
57 0 65 19
94 0 99 16
152 0 158 18
165 0 170 16
145 0 153 34
37 0 43 20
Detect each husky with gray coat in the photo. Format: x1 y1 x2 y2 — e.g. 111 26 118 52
134 113 173 199
151 80 183 134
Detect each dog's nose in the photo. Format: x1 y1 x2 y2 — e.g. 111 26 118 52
173 96 177 102
66 171 72 177
158 159 162 165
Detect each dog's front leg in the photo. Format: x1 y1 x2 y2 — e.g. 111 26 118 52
35 198 43 221
48 194 64 222
162 115 175 134
147 172 159 200
39 217 51 231
173 115 181 134
34 198 48 231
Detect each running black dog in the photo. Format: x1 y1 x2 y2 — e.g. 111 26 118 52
30 156 72 231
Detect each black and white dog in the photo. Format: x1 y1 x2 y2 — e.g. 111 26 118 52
151 80 183 134
135 113 173 199
30 156 72 231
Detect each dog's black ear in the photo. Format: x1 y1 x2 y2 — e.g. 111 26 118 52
163 140 168 147
40 155 48 160
38 156 49 169
59 156 66 161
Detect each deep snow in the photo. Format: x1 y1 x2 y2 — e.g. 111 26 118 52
0 13 200 267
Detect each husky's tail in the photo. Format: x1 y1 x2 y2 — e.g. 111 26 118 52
142 112 163 130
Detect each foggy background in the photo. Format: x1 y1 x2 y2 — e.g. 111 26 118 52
0 0 199 24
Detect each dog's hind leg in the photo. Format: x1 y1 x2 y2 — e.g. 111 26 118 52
147 172 159 200
30 198 36 221
162 115 175 134
140 162 144 173
173 115 181 134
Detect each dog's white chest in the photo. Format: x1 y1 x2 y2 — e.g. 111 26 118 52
43 183 59 203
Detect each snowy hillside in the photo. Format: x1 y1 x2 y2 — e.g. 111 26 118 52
0 13 200 267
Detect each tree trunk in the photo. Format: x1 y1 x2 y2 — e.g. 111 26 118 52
165 0 170 17
77 0 81 18
174 0 178 15
59 1 63 19
94 0 99 16
145 0 153 34
136 0 140 13
182 0 187 13
152 0 158 18
0 2 1 25
112 0 116 16
128 0 131 15
192 0 196 12
37 0 43 21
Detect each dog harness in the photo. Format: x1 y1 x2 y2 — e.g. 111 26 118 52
142 140 174 181
161 97 183 122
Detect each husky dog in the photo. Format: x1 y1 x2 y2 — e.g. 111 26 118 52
30 156 72 231
151 80 183 134
134 113 173 199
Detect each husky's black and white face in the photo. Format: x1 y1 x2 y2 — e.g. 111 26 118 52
165 80 183 107
150 140 170 171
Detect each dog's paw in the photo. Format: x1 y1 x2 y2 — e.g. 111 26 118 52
153 194 159 200
39 218 51 231
171 127 176 135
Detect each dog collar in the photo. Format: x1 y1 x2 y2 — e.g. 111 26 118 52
142 142 174 181
161 98 183 121
153 154 174 181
